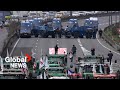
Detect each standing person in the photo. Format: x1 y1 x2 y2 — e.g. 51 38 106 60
69 52 73 62
64 55 67 66
54 44 59 54
92 28 97 39
108 51 113 65
106 64 110 74
91 48 95 56
98 29 103 38
102 55 105 64
116 70 120 79
72 45 77 56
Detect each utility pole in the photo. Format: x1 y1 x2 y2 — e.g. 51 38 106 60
115 13 117 24
119 11 120 22
70 11 72 17
111 11 113 25
109 11 111 26
109 15 110 26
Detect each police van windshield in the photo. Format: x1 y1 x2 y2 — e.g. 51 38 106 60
33 19 43 26
84 20 91 26
21 23 31 30
52 20 61 29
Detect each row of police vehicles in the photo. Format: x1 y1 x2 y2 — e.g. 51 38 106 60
19 17 98 38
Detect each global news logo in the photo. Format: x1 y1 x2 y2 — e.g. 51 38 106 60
3 54 31 69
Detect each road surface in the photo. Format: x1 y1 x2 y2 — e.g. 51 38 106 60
11 15 120 70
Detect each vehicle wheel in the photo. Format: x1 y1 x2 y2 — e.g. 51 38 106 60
59 34 61 38
35 35 38 37
52 34 55 38
20 35 23 38
79 35 83 38
29 35 31 38
74 32 79 38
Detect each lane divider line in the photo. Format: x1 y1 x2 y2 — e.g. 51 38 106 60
77 39 91 56
10 38 21 56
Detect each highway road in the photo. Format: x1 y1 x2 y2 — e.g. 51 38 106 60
11 15 120 70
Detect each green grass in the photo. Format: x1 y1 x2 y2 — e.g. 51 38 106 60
105 27 120 45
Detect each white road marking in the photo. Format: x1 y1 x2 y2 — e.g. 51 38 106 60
10 38 20 56
37 40 38 41
35 46 37 47
57 40 58 41
36 43 38 44
77 39 91 56
96 34 120 55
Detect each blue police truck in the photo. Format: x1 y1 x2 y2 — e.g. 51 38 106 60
83 17 99 38
20 21 32 38
31 18 44 37
44 18 62 38
66 19 81 38
52 18 62 38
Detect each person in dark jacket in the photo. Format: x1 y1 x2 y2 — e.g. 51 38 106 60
102 55 105 64
92 28 97 39
91 48 95 56
72 45 77 55
108 51 113 65
64 55 67 66
116 70 120 79
106 64 110 74
54 44 59 54
98 29 103 38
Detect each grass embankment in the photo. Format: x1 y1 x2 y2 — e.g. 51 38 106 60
104 23 120 45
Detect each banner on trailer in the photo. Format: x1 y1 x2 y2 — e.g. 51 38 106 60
49 48 67 54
